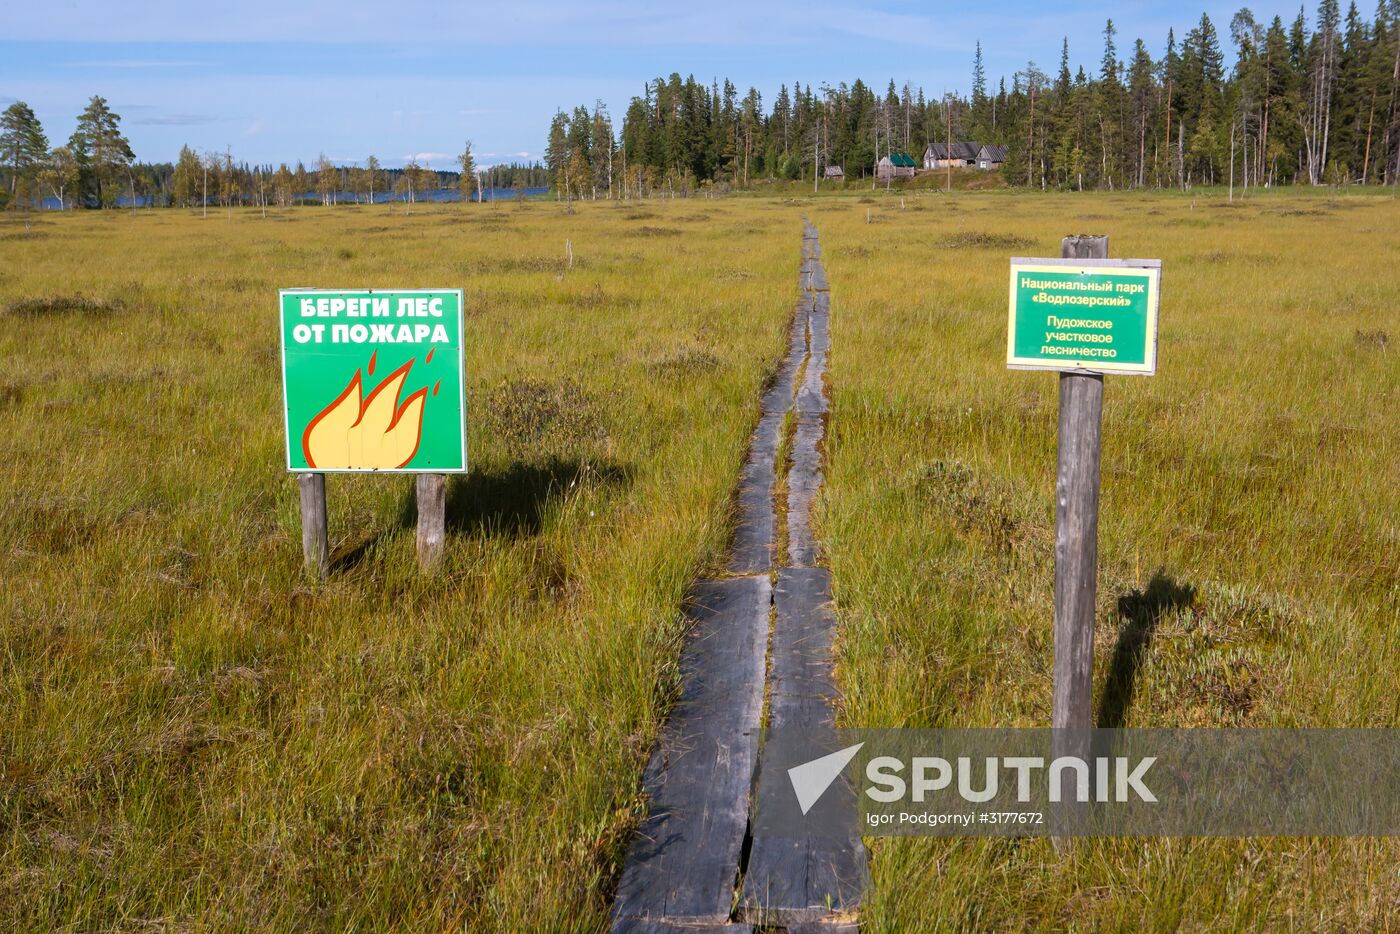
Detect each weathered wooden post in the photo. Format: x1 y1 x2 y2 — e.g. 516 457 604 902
416 473 447 571
1053 235 1108 739
299 472 329 579
1007 238 1161 838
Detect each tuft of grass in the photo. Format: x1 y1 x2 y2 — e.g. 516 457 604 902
933 231 1035 250
649 346 721 379
1355 327 1389 349
476 376 608 459
630 225 682 237
4 294 125 316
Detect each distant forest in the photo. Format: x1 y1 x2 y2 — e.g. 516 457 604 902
547 3 1400 194
5 4 1398 208
0 96 550 210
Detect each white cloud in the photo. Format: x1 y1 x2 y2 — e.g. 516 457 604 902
244 118 265 136
405 151 450 163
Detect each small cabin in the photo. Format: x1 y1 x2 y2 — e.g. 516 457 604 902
876 153 916 180
923 142 980 169
823 165 845 180
976 145 1007 170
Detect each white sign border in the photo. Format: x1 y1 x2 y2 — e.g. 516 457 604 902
1007 257 1162 376
277 287 469 474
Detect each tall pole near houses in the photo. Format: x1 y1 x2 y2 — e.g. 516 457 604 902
946 95 953 193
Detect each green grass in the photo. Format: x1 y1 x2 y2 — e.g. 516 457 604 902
813 188 1400 928
0 199 801 929
2 186 1397 929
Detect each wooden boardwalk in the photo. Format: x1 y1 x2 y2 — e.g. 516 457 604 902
611 223 864 933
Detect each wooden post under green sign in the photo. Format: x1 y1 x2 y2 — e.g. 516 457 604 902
299 472 329 579
1052 235 1107 768
416 474 447 571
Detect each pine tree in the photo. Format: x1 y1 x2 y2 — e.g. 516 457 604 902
590 103 614 197
546 111 569 196
1 101 49 197
70 96 133 207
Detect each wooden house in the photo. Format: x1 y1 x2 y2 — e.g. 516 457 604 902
876 153 917 180
923 142 980 169
823 165 845 180
976 145 1007 170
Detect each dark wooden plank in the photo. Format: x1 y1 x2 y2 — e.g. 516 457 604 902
762 298 810 415
786 414 825 567
796 355 827 417
808 292 831 356
611 576 774 928
740 569 866 925
731 293 811 575
727 412 781 575
790 273 828 565
766 569 842 729
613 922 753 934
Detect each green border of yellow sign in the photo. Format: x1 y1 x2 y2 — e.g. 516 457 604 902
1007 258 1161 375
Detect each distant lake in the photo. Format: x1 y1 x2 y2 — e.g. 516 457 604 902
38 186 549 210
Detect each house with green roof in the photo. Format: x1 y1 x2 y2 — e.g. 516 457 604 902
876 152 917 181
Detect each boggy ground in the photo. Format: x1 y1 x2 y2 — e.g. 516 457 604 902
1 186 1397 930
814 188 1399 929
0 197 799 930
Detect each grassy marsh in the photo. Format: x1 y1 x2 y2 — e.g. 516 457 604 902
2 186 1397 929
815 189 1400 928
0 199 797 929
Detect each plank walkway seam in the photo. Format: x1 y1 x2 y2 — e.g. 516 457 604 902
612 221 862 933
737 225 867 927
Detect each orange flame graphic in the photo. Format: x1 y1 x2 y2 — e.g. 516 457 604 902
302 357 428 469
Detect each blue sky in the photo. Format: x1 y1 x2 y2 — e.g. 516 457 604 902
2 1 1303 169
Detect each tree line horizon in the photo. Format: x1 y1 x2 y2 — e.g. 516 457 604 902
0 99 550 210
3 3 1398 208
548 3 1399 195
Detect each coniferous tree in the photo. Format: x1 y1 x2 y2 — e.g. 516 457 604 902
540 5 1398 192
70 96 133 207
1 101 49 198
